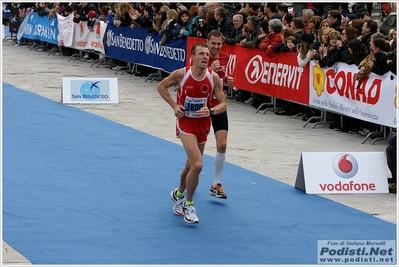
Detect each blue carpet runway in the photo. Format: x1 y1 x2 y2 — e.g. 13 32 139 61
2 82 396 264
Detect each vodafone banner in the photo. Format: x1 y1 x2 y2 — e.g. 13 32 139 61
295 152 389 194
68 20 107 53
187 37 309 105
309 61 397 127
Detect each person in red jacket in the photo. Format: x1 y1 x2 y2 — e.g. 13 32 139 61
259 18 283 56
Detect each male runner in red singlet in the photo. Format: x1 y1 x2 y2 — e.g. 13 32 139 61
157 43 226 224
206 30 234 199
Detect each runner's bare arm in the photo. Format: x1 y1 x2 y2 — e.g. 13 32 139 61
157 68 186 118
212 71 227 115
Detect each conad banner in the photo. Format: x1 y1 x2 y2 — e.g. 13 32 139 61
309 61 397 128
187 37 310 105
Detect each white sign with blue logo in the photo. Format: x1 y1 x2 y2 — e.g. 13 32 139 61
295 152 389 194
62 77 118 104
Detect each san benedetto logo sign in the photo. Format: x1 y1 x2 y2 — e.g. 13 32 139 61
62 77 118 104
295 152 388 194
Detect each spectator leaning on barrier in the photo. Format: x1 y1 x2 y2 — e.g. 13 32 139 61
147 4 168 34
180 4 198 37
173 9 190 39
293 33 317 120
160 8 178 45
224 14 244 45
76 2 97 23
191 5 207 38
338 27 359 62
273 27 294 52
240 15 261 48
318 30 341 68
259 18 283 56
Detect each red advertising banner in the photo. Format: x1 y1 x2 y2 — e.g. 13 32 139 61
187 37 309 105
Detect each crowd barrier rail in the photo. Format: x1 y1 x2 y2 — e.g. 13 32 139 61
17 12 397 132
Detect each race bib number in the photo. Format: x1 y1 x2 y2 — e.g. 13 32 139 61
184 96 207 118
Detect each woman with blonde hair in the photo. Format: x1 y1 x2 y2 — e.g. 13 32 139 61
160 9 178 45
319 30 341 68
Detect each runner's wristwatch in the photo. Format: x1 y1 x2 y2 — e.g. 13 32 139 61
209 108 214 117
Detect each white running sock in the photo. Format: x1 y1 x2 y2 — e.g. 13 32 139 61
214 151 226 185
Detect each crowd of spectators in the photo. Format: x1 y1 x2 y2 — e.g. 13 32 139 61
4 2 397 190
5 2 397 124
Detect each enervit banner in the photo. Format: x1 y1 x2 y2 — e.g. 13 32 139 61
186 37 310 105
105 25 186 73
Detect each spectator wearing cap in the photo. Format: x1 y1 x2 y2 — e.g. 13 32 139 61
76 2 97 22
281 12 293 28
290 17 305 44
327 10 341 32
240 16 261 48
259 19 283 56
86 10 98 31
214 7 234 37
297 33 316 67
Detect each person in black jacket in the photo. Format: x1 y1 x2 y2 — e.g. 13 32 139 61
214 7 234 37
386 130 397 193
224 13 244 45
318 30 341 68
